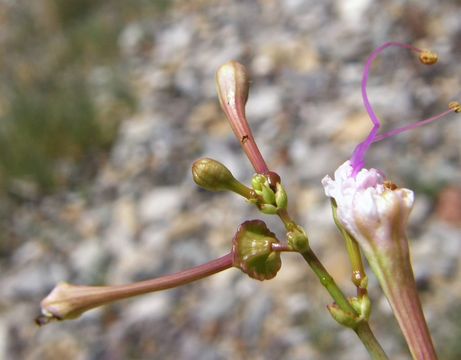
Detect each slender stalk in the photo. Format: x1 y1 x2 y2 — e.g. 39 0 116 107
300 248 356 314
369 242 437 359
37 253 234 324
355 322 389 360
331 200 368 297
345 237 368 297
92 253 234 299
271 243 295 252
389 281 437 359
277 208 296 230
216 61 270 174
300 248 388 359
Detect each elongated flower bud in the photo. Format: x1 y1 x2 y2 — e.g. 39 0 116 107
216 61 269 174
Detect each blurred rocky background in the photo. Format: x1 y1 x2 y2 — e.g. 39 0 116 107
1 0 461 359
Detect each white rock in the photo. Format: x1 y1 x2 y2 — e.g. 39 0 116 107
138 187 183 223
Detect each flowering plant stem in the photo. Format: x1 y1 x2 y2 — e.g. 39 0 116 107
92 253 234 297
367 238 437 359
355 321 389 360
277 208 386 357
300 248 388 359
332 199 368 297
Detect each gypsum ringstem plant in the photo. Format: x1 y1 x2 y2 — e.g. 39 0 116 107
35 43 459 359
322 42 460 360
37 56 388 360
37 58 387 359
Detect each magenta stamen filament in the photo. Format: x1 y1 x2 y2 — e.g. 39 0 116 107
372 108 456 143
349 42 458 176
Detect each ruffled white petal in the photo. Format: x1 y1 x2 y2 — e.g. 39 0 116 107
322 161 414 253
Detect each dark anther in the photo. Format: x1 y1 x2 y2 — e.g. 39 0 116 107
384 181 398 190
267 171 281 192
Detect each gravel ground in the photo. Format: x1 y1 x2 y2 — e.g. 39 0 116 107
2 1 461 359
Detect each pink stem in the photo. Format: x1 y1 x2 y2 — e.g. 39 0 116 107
221 98 270 174
39 253 234 322
104 253 234 297
216 62 270 174
372 243 437 359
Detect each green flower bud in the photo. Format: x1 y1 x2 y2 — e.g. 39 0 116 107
260 182 276 205
350 296 372 321
259 204 278 215
327 303 359 329
275 182 288 210
232 220 282 281
287 228 309 252
251 174 266 192
192 158 235 191
192 158 253 198
251 173 289 214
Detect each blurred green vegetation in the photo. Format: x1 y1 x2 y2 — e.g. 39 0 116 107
0 0 171 196
0 0 171 254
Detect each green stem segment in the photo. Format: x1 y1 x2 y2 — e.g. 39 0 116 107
277 209 297 230
331 199 368 297
301 248 356 314
300 248 388 359
355 322 389 360
280 207 386 357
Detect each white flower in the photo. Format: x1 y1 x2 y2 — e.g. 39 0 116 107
322 160 414 255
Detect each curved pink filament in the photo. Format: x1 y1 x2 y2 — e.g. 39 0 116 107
372 108 456 143
350 42 423 176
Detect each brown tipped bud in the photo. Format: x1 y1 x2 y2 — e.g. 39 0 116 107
232 220 282 281
418 50 438 65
